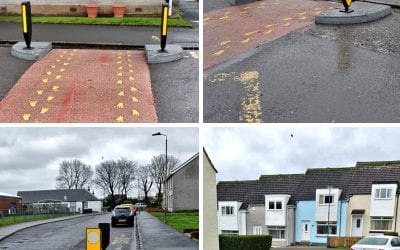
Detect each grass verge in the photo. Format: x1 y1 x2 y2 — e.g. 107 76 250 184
0 15 192 27
0 214 72 227
149 211 199 233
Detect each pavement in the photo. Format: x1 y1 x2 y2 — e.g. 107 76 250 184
137 211 198 250
0 22 198 48
204 0 400 123
0 49 157 123
0 213 136 250
204 0 337 69
0 213 103 242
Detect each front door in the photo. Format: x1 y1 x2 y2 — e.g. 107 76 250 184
351 215 363 236
301 221 310 241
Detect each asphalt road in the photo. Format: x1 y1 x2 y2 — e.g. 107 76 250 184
0 213 136 250
0 47 33 101
150 50 199 122
204 10 400 123
0 22 198 47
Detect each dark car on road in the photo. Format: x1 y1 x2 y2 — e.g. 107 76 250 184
111 205 135 227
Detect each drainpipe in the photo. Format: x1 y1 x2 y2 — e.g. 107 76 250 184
338 201 342 237
395 192 399 232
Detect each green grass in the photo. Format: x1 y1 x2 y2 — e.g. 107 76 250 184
150 211 199 233
0 15 192 27
0 214 72 227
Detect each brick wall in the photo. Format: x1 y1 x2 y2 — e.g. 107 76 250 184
0 0 163 16
0 197 22 214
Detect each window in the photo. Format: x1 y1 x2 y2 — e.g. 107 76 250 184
316 222 337 235
268 226 286 239
371 217 393 231
221 230 239 235
356 219 361 228
253 226 262 235
375 188 392 199
268 201 283 210
319 195 334 205
221 206 234 215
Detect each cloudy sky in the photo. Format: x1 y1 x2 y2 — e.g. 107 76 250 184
0 127 198 197
203 127 400 182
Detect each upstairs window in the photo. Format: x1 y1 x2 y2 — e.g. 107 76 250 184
221 206 234 215
268 201 283 210
375 188 392 199
319 195 334 205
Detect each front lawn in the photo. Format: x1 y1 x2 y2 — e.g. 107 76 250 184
0 15 192 27
0 214 72 227
149 211 198 233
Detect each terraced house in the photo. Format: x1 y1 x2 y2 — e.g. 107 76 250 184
216 161 400 246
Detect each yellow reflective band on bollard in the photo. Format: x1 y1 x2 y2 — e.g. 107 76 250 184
22 5 27 33
86 228 101 250
346 0 352 6
162 7 168 36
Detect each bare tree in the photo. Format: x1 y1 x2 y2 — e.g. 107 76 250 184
56 160 93 189
93 160 119 206
150 154 179 198
116 158 137 196
138 164 153 204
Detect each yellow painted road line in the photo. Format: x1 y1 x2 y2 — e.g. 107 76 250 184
235 71 263 123
264 29 273 34
241 38 251 44
219 16 229 20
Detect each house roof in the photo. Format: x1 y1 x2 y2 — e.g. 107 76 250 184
217 174 305 206
17 189 99 203
166 152 199 180
0 192 21 199
295 167 357 201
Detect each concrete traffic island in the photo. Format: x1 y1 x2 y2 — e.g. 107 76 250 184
315 2 392 24
145 44 183 64
11 42 52 61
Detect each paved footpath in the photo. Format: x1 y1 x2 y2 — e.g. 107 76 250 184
137 212 198 250
204 0 337 69
0 49 157 123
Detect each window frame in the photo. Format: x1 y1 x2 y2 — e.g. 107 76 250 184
221 205 234 216
268 226 286 239
267 200 283 211
374 188 392 200
370 217 393 232
316 222 338 236
318 194 335 205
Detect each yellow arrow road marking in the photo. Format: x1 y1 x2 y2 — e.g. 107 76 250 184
220 41 231 46
132 110 140 116
129 76 134 81
63 63 69 66
46 72 52 76
117 72 123 76
60 68 65 72
117 80 123 85
115 116 124 122
244 30 259 37
131 97 139 103
130 86 137 92
42 79 48 83
52 85 60 91
47 96 54 101
55 75 62 80
212 50 225 56
116 103 124 109
283 17 292 21
22 113 31 121
51 65 56 69
264 29 273 34
241 38 251 43
40 107 49 114
37 90 43 95
29 101 37 107
219 16 229 20
118 91 124 96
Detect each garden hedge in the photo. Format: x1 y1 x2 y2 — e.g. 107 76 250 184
219 235 272 250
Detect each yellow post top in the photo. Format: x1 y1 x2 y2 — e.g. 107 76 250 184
86 228 101 250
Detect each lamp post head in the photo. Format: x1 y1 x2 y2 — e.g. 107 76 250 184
152 132 162 136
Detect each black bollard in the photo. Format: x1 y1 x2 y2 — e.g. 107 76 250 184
98 223 110 250
160 3 169 52
340 0 354 13
21 1 33 49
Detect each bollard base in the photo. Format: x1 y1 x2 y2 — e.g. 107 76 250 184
145 44 183 64
11 42 52 61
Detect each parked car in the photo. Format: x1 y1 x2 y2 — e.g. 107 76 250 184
111 205 134 227
120 203 136 216
350 236 400 250
135 202 147 208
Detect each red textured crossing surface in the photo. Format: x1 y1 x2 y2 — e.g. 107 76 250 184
204 0 337 69
0 49 158 123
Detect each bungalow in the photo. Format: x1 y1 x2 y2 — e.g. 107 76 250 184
0 192 22 215
17 189 102 213
164 152 199 212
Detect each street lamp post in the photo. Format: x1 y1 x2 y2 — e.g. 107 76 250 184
152 132 168 224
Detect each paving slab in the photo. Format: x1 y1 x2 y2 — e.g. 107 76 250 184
204 0 337 69
316 2 392 24
0 49 157 123
137 211 198 250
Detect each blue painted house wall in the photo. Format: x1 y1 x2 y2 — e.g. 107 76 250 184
295 200 348 245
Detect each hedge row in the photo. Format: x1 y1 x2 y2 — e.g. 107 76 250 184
219 235 272 250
